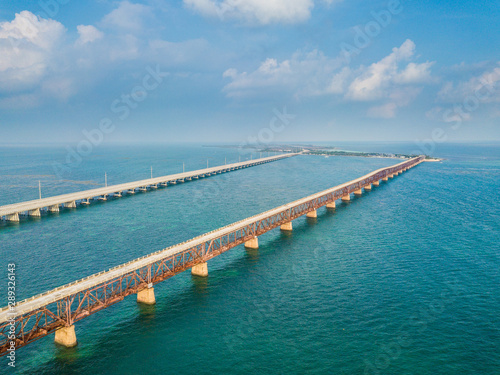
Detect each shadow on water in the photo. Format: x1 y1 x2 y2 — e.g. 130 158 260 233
244 247 260 263
53 345 80 364
191 273 210 295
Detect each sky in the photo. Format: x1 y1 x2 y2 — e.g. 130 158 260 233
0 0 499 145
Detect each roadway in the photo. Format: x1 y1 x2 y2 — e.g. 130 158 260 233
0 156 423 323
0 153 297 221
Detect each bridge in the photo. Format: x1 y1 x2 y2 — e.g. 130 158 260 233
0 153 296 223
0 156 424 354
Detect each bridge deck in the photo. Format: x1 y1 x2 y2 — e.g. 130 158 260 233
0 153 296 220
0 156 422 323
0 156 424 355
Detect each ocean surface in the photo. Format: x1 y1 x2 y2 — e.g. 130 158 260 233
0 142 498 375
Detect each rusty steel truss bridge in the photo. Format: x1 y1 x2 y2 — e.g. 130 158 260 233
0 156 424 355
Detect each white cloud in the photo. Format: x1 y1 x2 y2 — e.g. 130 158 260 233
438 63 500 103
367 102 397 118
223 50 343 97
0 93 40 109
184 0 315 24
223 39 434 119
346 39 431 101
395 61 435 84
76 25 104 45
326 67 351 94
425 106 443 121
0 11 65 92
0 4 212 108
101 1 152 31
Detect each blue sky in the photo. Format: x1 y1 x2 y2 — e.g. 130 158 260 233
0 0 499 144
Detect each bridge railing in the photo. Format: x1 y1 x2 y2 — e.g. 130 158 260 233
0 156 423 355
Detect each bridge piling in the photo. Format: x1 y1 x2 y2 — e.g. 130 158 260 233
373 180 380 186
306 210 317 218
0 156 425 355
191 262 208 277
137 287 156 305
54 325 77 348
280 222 293 231
365 184 372 191
244 237 259 249
6 213 19 222
342 194 351 201
29 208 41 217
48 205 59 212
354 189 363 196
64 201 76 208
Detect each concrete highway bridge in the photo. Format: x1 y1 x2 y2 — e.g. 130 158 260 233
0 156 424 354
0 153 296 223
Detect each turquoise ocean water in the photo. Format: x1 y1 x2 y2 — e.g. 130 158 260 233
0 143 498 374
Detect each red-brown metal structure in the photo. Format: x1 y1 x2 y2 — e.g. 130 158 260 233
0 156 424 355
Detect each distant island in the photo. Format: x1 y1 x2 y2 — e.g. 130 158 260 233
204 144 442 161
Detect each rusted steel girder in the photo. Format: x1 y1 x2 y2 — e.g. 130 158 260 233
0 156 423 355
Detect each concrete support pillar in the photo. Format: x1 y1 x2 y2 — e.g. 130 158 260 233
128 190 136 194
342 194 351 201
64 201 76 208
6 213 20 222
354 189 363 196
280 222 293 231
48 205 59 212
29 209 41 217
365 184 372 191
81 198 91 205
326 202 336 209
137 287 156 305
114 192 122 198
306 210 317 218
383 177 388 181
373 181 380 186
244 237 259 249
54 325 77 347
191 262 208 277
389 174 394 179
98 195 107 201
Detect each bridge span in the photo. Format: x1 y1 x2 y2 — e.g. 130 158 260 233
0 153 296 223
0 156 424 353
